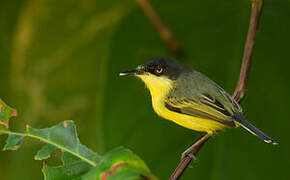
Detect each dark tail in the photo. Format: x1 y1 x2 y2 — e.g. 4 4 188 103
233 115 278 145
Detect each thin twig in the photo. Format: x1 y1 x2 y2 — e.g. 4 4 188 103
135 0 184 56
169 0 264 179
232 0 264 102
169 134 210 180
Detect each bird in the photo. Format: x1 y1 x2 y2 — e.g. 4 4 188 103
120 58 277 158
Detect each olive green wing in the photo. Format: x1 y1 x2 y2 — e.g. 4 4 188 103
165 71 243 127
165 94 236 127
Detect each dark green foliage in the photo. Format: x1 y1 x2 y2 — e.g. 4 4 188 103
0 99 156 180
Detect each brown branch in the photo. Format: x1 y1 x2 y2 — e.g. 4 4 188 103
232 0 264 102
169 0 264 179
169 134 210 180
135 0 185 57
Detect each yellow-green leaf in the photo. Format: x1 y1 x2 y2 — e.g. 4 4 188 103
82 148 158 180
0 98 17 131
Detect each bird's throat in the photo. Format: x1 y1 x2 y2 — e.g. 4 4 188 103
137 74 173 100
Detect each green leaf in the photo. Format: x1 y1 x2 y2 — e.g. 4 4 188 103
82 148 158 180
0 106 157 179
0 98 17 131
35 144 57 160
26 121 101 180
1 120 102 179
27 120 101 166
43 152 96 180
3 134 24 151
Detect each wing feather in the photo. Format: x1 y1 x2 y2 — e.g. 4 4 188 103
166 93 236 127
165 70 243 128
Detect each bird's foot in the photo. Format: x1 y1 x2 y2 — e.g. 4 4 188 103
181 148 197 162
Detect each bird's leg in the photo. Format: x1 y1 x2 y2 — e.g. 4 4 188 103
181 133 211 162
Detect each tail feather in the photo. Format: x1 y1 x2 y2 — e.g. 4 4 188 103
233 115 278 145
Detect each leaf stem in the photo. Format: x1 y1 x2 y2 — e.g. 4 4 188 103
0 130 97 167
0 130 25 136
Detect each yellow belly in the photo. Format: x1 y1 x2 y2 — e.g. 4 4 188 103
152 97 226 134
137 73 226 134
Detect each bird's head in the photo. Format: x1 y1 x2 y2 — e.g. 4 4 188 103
120 58 187 97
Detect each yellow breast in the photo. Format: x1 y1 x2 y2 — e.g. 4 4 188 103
137 74 225 134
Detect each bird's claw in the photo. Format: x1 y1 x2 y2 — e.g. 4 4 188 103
181 150 197 162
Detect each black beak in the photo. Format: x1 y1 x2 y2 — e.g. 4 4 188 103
119 68 144 76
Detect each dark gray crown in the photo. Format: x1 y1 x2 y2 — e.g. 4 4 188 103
142 58 189 80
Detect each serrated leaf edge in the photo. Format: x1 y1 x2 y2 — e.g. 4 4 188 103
0 127 97 167
26 124 97 166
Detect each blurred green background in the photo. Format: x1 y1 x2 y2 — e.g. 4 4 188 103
0 0 289 179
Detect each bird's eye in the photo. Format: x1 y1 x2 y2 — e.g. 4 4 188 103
155 66 163 74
